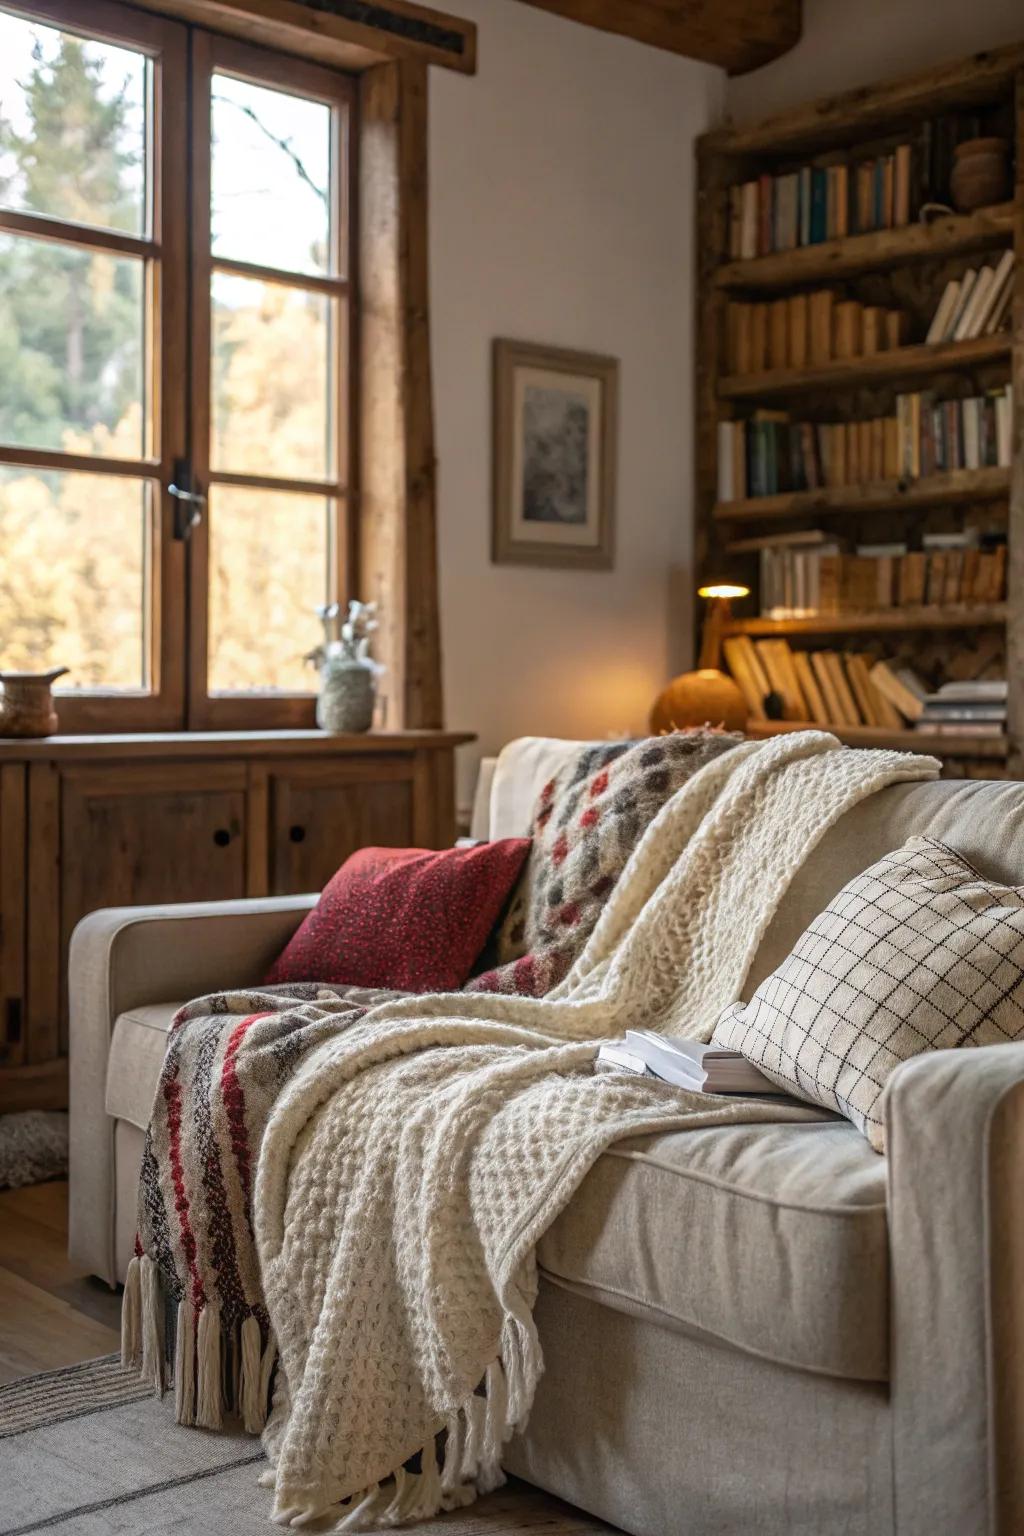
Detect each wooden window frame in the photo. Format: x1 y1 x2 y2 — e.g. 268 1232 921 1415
0 3 358 731
0 0 189 731
186 32 358 730
1 7 445 737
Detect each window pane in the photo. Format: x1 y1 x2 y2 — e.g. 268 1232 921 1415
0 11 147 236
0 233 145 456
211 74 331 277
208 485 330 694
0 467 148 689
211 272 332 480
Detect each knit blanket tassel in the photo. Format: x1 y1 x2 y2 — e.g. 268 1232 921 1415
270 1344 528 1530
120 1258 275 1435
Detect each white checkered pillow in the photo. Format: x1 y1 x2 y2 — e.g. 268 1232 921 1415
712 836 1024 1151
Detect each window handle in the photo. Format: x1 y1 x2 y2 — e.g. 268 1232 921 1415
168 460 206 541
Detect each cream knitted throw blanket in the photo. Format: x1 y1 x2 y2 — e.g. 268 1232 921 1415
251 731 938 1528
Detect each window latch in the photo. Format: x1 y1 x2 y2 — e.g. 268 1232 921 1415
168 460 206 541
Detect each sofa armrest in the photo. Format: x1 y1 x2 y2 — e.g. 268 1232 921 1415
886 1043 1024 1536
68 894 315 1285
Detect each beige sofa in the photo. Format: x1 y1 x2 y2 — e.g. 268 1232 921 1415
69 737 1024 1536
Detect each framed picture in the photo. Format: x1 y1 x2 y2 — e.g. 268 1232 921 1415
492 339 618 570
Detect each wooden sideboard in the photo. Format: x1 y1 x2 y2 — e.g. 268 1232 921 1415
0 730 473 1112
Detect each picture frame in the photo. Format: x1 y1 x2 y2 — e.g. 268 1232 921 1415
492 338 618 570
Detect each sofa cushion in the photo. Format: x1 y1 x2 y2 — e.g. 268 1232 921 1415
265 840 530 991
537 1117 889 1382
106 1001 183 1130
716 836 1024 1152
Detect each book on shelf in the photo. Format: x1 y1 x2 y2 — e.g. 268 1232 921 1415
721 636 771 722
715 389 1013 504
728 141 918 260
725 291 907 375
595 1031 787 1096
792 651 829 724
726 112 1006 263
722 639 1006 739
924 251 1014 344
914 720 1005 737
915 678 1008 732
932 679 1007 701
808 651 845 725
721 635 1007 743
726 527 836 555
751 530 1006 618
745 641 913 731
870 662 927 722
896 388 1013 479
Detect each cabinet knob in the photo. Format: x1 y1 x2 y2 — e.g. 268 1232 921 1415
212 828 232 847
289 825 306 844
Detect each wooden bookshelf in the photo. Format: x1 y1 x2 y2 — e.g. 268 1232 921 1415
715 465 1011 525
747 720 1009 760
700 44 1024 157
715 202 1015 290
694 40 1024 778
724 603 1007 638
719 333 1011 401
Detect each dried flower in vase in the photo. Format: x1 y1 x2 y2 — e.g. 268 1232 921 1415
306 600 383 733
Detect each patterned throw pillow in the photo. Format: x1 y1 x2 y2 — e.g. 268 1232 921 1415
468 730 741 997
265 840 531 993
712 836 1024 1151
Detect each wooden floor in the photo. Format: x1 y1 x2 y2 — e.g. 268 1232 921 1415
0 1179 121 1383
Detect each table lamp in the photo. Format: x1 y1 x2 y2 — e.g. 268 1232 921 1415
649 582 751 734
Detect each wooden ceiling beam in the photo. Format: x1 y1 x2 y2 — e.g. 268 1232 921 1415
124 0 476 75
512 0 802 75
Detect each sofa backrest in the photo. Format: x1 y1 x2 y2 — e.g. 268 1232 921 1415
744 774 1024 997
478 736 1024 999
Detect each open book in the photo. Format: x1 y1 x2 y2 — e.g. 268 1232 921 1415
596 1029 786 1096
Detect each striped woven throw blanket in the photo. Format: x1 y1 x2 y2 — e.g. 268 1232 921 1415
126 730 740 1431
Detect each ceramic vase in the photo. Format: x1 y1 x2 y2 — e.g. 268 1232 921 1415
317 663 376 733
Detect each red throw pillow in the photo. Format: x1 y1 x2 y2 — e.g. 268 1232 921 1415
265 840 531 993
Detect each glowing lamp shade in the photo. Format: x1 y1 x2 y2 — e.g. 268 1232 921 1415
649 580 751 735
698 583 750 601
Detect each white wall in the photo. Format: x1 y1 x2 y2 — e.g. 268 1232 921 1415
727 0 1023 122
429 0 724 808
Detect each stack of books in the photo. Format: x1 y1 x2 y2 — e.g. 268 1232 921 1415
742 527 1007 618
721 641 1003 738
728 144 914 259
596 1031 784 1096
896 387 1013 477
723 637 910 730
726 292 907 374
925 251 1015 344
913 679 1007 738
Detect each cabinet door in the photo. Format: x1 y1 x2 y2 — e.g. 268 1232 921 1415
0 764 27 1071
54 763 248 1039
268 759 415 894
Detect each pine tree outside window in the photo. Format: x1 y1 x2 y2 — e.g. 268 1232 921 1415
0 0 356 729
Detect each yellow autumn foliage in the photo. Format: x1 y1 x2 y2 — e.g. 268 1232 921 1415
0 281 335 695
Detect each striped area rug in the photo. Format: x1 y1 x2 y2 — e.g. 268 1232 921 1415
0 1356 150 1440
0 1356 616 1535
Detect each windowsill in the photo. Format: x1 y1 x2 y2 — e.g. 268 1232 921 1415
0 729 476 760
